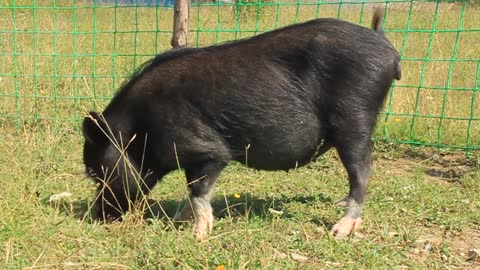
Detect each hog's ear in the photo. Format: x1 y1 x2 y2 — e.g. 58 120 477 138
82 111 108 144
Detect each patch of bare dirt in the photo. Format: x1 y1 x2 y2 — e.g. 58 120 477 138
374 147 479 267
375 147 478 185
409 226 480 269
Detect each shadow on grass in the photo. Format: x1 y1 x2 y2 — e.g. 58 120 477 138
46 192 335 228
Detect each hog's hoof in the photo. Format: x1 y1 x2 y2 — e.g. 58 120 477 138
193 213 214 240
331 217 362 238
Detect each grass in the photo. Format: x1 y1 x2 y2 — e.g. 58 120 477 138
1 128 479 269
0 0 480 269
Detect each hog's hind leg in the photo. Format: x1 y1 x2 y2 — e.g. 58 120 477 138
331 125 373 237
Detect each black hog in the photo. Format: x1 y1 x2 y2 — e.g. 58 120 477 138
82 8 401 239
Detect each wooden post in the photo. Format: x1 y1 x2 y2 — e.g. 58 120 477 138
171 0 190 48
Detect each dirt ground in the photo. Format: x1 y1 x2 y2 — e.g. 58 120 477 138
375 147 479 269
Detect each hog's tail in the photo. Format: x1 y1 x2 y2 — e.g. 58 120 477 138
371 7 385 33
372 7 402 80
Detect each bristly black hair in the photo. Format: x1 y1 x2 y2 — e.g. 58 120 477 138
116 47 200 95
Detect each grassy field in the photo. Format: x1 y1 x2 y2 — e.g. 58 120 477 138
1 129 479 269
1 0 480 269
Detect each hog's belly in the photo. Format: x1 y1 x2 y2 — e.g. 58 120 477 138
229 119 326 170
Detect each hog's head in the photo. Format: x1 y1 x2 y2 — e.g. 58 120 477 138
82 111 154 221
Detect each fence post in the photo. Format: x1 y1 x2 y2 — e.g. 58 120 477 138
171 0 190 48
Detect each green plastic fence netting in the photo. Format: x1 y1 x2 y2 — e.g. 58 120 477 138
0 0 479 151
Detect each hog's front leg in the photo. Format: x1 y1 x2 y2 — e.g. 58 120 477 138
182 160 226 240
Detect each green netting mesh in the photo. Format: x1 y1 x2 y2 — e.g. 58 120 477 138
0 0 479 151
